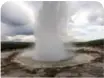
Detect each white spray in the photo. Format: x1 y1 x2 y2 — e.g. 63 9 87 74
32 2 73 62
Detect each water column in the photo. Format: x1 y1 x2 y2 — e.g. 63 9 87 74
33 2 73 62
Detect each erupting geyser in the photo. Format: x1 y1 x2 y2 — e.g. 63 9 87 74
33 2 74 62
14 1 95 68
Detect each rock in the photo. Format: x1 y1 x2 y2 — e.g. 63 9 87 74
44 68 58 77
36 69 46 77
83 64 104 77
55 71 79 77
81 73 94 77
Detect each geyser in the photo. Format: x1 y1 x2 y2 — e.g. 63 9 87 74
14 1 95 68
33 2 73 61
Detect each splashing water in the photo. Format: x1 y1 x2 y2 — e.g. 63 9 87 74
32 2 74 62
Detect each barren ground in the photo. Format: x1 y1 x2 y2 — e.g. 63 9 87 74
1 46 104 77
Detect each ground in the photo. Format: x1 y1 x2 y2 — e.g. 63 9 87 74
1 46 104 77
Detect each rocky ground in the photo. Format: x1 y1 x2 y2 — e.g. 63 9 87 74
1 46 104 77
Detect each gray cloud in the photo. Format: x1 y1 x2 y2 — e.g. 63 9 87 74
70 1 104 25
1 1 34 26
1 22 34 37
1 1 104 42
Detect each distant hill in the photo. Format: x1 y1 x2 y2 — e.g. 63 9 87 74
73 39 104 47
1 42 34 51
1 39 104 51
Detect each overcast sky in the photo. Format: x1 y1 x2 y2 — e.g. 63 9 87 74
1 1 104 42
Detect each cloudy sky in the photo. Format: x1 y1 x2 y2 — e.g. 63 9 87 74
1 1 104 42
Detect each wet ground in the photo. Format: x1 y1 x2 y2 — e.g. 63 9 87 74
1 47 104 77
